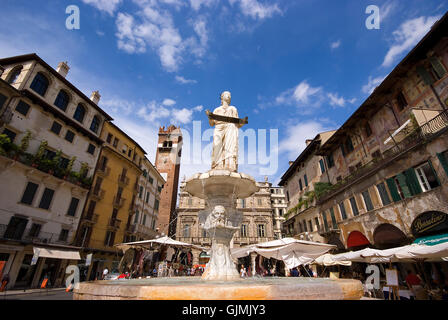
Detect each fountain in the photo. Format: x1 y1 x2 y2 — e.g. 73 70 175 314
73 91 364 300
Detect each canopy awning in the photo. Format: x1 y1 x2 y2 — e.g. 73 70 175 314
413 233 448 246
115 236 206 252
313 253 352 266
231 238 336 269
33 246 81 260
384 119 411 145
324 241 448 264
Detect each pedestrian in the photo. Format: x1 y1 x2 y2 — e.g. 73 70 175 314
102 267 109 280
153 267 157 277
406 270 426 300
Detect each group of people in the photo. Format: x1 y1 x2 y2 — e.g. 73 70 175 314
290 265 317 277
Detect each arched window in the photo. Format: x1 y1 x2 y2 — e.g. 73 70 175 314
7 66 23 84
54 90 70 111
90 115 100 133
30 72 49 96
73 104 86 123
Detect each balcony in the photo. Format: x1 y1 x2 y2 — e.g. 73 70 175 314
97 166 110 177
83 213 99 224
317 109 448 204
118 174 130 186
0 224 71 245
91 188 105 200
113 196 125 208
108 218 121 229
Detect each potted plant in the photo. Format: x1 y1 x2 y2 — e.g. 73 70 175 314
64 156 76 179
0 134 11 156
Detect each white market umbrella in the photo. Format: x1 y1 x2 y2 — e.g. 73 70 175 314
115 236 206 252
314 254 352 266
230 238 336 269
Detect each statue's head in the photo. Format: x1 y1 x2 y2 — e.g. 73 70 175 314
221 91 231 105
212 205 226 218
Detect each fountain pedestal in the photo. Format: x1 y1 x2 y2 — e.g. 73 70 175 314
184 169 259 281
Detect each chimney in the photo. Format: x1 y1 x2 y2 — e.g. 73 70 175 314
90 91 101 104
289 161 294 166
56 61 70 78
305 139 313 146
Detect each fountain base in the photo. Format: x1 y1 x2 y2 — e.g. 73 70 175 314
73 277 364 300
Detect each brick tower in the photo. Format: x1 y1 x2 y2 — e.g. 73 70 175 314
155 125 182 237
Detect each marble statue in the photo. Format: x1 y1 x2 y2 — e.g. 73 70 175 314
206 91 247 172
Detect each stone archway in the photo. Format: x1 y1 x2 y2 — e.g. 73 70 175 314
373 223 409 249
346 231 371 249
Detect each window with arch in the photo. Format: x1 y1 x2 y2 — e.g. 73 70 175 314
30 72 49 96
54 90 70 111
7 66 23 84
73 104 86 123
90 115 100 133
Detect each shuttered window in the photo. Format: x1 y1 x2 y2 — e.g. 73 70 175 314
362 190 374 211
376 182 391 206
395 173 412 198
15 100 31 116
39 188 55 210
67 197 80 216
349 197 359 216
404 168 423 195
415 161 440 192
20 182 39 205
339 202 347 220
416 65 434 85
386 178 402 202
429 56 447 80
322 212 329 232
437 152 448 177
329 207 337 229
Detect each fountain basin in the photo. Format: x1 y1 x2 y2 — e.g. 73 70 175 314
73 277 364 300
184 170 259 199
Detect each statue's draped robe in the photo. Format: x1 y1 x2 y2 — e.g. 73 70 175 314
211 105 239 172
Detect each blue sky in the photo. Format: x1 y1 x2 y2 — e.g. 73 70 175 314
1 0 447 184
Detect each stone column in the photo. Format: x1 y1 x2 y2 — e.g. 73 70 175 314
250 252 257 277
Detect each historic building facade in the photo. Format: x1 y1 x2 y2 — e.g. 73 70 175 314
314 14 448 254
269 185 287 239
0 54 112 289
279 131 335 244
155 125 182 237
74 121 150 280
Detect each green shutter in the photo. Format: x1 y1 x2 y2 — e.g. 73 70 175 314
416 65 434 85
396 173 412 198
429 56 447 79
437 153 448 177
404 168 423 195
386 178 401 202
427 159 441 186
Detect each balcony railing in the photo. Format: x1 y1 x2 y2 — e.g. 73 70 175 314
97 166 110 176
118 174 130 186
317 110 448 203
0 224 71 245
108 218 121 229
83 213 99 224
91 188 105 200
113 196 125 208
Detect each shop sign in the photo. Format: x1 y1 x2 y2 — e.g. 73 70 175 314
31 249 40 266
411 211 448 236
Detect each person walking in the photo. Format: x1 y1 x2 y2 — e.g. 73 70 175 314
102 267 109 280
0 273 10 292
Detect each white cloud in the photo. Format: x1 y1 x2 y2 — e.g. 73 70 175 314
138 101 171 123
114 2 209 71
229 0 282 20
190 0 218 11
163 98 176 106
382 15 440 67
193 105 204 112
82 0 122 16
172 108 194 124
100 98 134 115
279 121 332 160
330 40 341 50
362 75 386 94
275 81 323 108
175 75 198 84
380 1 397 22
327 93 356 107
